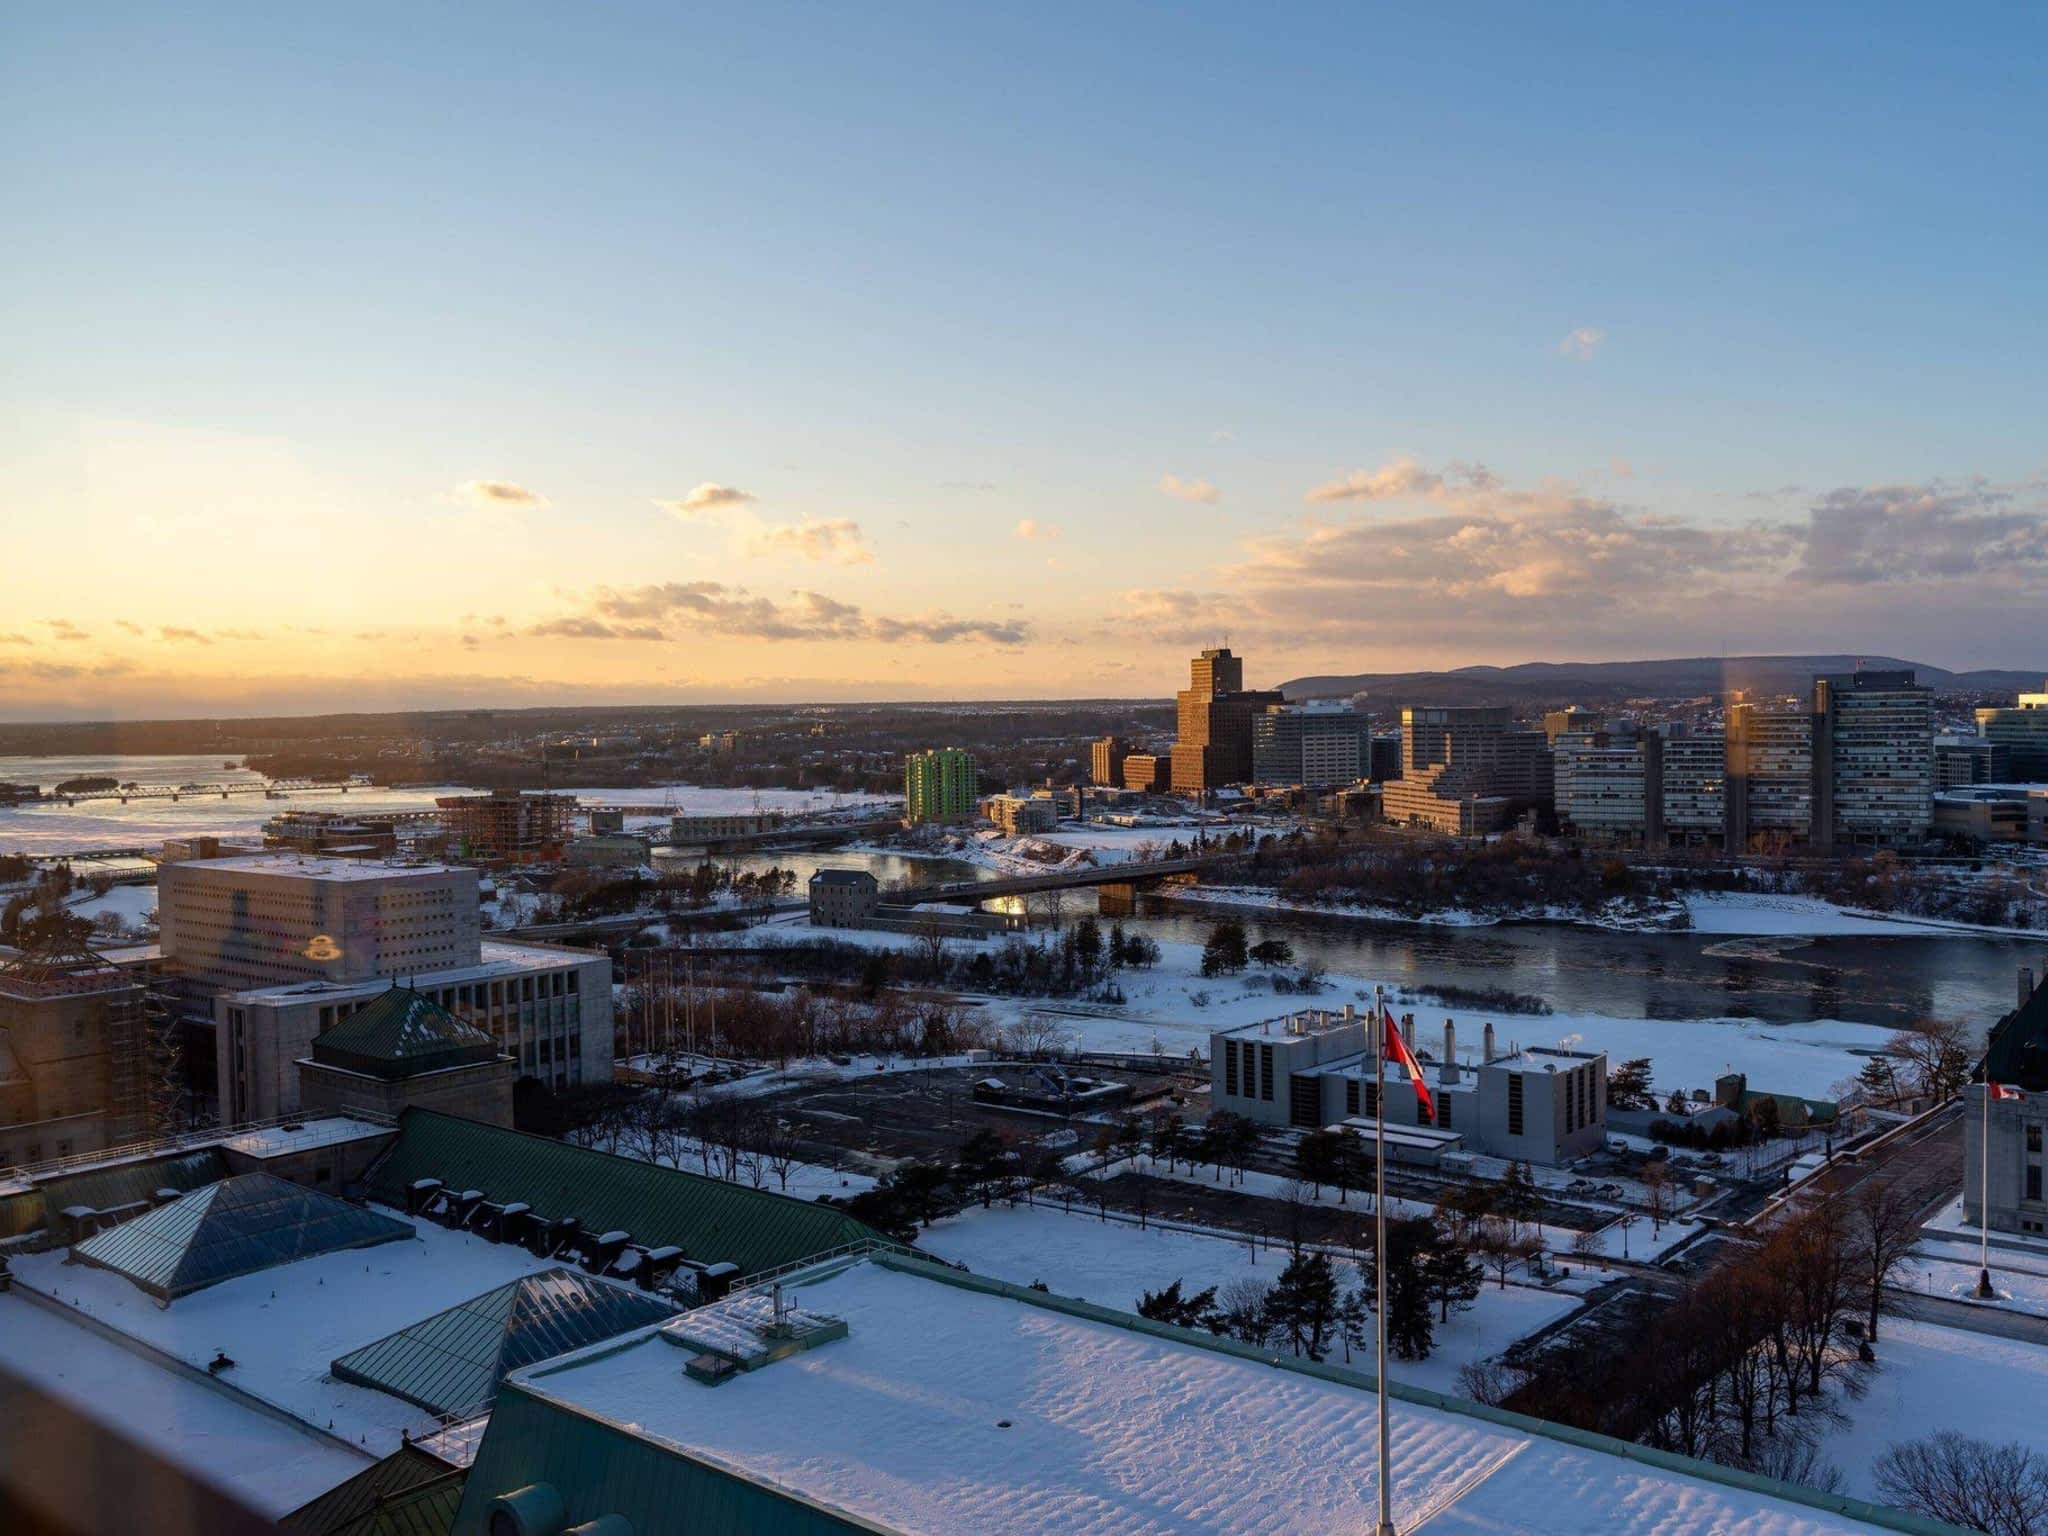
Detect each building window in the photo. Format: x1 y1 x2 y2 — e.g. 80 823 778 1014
1507 1075 1524 1138
1363 1081 1379 1120
2030 1165 2043 1203
1439 1094 1452 1129
1345 1079 1360 1116
2029 1124 2042 1155
1289 1075 1320 1130
1224 1041 1239 1098
1259 1044 1275 1102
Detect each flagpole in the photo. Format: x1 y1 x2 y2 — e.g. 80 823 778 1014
1979 1079 1994 1299
1374 986 1395 1536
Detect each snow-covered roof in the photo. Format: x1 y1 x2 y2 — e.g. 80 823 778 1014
486 1257 1903 1535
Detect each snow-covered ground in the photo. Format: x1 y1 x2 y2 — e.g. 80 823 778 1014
1683 892 2029 937
561 784 897 822
0 1290 371 1516
1898 1238 2048 1316
1819 1317 2048 1499
65 882 158 931
619 1135 878 1200
766 919 1898 1103
916 1201 1580 1396
10 1212 561 1453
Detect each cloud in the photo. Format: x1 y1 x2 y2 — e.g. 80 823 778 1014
556 581 1029 646
745 517 873 565
158 626 213 644
43 619 90 641
1557 326 1605 362
458 479 547 509
1793 479 2048 586
660 483 755 519
1304 458 1500 504
0 633 29 646
1159 474 1220 505
1013 519 1062 541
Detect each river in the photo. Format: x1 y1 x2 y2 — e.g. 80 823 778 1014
4 757 2035 1035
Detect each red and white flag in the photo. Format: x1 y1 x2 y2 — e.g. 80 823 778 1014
1991 1082 2027 1102
1380 1005 1437 1123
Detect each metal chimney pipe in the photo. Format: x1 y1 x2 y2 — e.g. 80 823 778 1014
1442 1019 1458 1085
1483 1021 1497 1064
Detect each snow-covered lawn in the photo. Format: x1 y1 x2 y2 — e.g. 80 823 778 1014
0 1291 370 1516
65 882 158 930
914 1202 1580 1395
1898 1235 2048 1316
1818 1317 2048 1499
11 1212 561 1453
624 1135 878 1200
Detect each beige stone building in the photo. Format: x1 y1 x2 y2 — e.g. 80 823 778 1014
0 938 151 1167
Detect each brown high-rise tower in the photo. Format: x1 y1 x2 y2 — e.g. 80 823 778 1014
1171 647 1280 794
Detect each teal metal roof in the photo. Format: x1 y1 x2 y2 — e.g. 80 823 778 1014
314 986 500 1081
332 1268 678 1418
448 1383 873 1536
369 1109 906 1280
70 1171 412 1300
1 1146 232 1242
279 1446 456 1536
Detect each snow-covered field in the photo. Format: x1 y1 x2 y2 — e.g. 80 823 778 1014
916 1201 1580 1395
1819 1317 2048 1499
1683 892 2028 937
0 1291 370 1516
65 882 158 931
11 1213 561 1453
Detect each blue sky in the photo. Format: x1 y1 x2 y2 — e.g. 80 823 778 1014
2 3 2044 714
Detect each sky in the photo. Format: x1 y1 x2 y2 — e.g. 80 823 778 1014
2 2 2045 719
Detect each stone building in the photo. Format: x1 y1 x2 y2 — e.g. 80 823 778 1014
296 984 516 1127
0 937 152 1167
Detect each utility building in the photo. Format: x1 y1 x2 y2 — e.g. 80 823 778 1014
1210 1008 1606 1165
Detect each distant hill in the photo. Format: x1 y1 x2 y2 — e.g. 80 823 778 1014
1279 655 2047 707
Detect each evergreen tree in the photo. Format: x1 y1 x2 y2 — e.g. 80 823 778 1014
1136 1279 1224 1333
1264 1251 1341 1361
1200 920 1250 977
1608 1057 1656 1111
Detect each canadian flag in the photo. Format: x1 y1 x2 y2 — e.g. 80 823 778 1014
1381 1005 1437 1123
1991 1082 2027 1102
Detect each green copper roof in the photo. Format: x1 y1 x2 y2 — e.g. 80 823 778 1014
371 1109 907 1281
332 1268 679 1418
314 987 501 1081
279 1446 457 1536
70 1170 412 1300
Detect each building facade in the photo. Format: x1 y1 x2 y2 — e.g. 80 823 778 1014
1936 738 2013 790
985 792 1059 837
1208 1008 1606 1165
1812 670 1934 848
807 869 880 927
1725 702 1814 849
1380 706 1553 835
1552 728 1660 842
1252 703 1374 787
1090 736 1132 788
1171 648 1283 794
1966 971 2048 1235
904 748 979 824
1122 753 1172 793
1975 687 2048 783
0 938 152 1167
435 789 578 864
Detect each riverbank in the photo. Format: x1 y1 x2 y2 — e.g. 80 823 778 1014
1165 883 2042 940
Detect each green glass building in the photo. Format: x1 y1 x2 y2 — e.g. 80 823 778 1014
903 747 977 823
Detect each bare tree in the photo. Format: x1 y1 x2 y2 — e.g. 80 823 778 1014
1881 1016 1973 1103
1845 1174 1930 1343
761 1117 806 1193
1874 1433 2048 1535
1642 1161 1673 1238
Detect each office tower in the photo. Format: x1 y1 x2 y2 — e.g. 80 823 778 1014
1976 686 2048 781
1170 648 1282 794
1552 730 1661 842
1725 702 1815 849
1090 736 1132 788
1252 703 1374 787
1380 706 1553 835
1812 670 1934 848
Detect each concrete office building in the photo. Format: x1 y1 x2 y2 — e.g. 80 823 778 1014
1090 736 1133 788
1543 707 1606 744
0 938 152 1167
1812 670 1934 848
1171 648 1283 794
1934 786 2048 845
1976 686 2048 783
1553 727 1660 842
1380 706 1553 835
1252 702 1373 787
1660 734 1727 844
1966 969 2048 1235
1936 737 2013 789
667 811 784 842
154 855 608 1123
261 810 401 858
1209 1008 1606 1165
1122 753 1172 793
904 748 979 824
1725 702 1815 849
